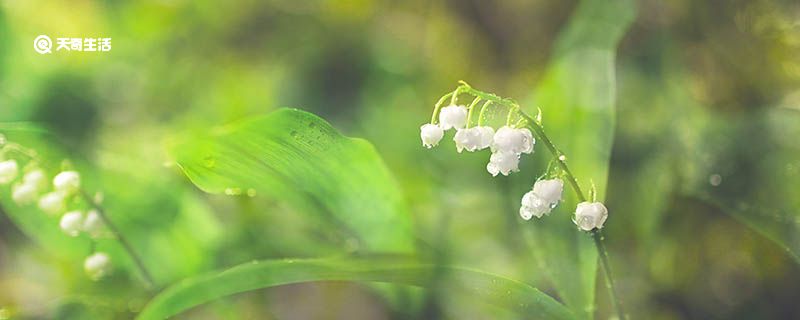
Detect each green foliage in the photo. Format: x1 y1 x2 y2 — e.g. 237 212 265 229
136 256 575 320
167 108 414 253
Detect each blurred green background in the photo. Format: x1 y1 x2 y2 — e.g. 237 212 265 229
1 0 799 319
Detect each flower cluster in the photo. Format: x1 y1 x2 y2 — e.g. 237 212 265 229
0 138 111 280
420 105 535 177
421 83 609 231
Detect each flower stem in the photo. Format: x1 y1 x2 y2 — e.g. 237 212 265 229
80 191 155 290
456 83 626 320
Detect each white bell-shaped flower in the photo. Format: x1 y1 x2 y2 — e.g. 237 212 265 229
453 127 480 153
60 211 84 237
53 171 80 195
12 182 38 205
0 160 19 185
420 123 444 148
486 151 520 176
23 169 47 191
38 191 66 215
574 201 609 231
520 191 551 220
84 252 111 280
438 105 468 130
532 179 564 206
519 179 565 219
83 209 105 238
491 126 535 154
476 126 495 150
454 126 496 153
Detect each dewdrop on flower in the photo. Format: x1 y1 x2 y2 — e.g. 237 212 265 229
519 179 564 220
84 252 111 280
83 210 105 238
420 123 444 148
38 191 66 215
0 160 19 185
486 151 520 176
59 211 84 237
53 171 80 195
438 105 468 130
574 201 608 231
492 126 534 155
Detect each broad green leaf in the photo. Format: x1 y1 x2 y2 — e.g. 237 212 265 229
167 108 414 253
136 256 575 320
524 0 635 318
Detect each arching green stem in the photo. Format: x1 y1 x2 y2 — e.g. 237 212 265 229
430 92 455 124
477 101 492 126
465 97 481 128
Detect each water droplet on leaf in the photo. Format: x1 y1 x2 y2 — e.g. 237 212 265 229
202 155 216 168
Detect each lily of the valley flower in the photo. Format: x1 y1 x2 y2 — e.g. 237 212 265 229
574 201 608 231
0 160 19 185
53 171 80 195
519 178 564 220
491 126 534 155
38 191 66 215
486 151 520 176
420 123 444 148
454 126 494 153
83 210 105 238
84 252 111 280
438 105 468 130
60 210 84 237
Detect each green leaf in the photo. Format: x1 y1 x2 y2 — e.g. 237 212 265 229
136 256 575 320
525 0 635 318
167 108 414 253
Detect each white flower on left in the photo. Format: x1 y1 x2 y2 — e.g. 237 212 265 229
38 191 66 215
0 160 19 185
420 123 444 148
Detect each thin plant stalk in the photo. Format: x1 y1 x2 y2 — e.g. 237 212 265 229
80 191 155 290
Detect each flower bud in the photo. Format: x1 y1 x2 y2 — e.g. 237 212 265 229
0 160 19 185
574 201 609 231
53 171 80 194
83 210 105 238
59 211 84 237
84 252 111 280
420 123 444 148
438 105 468 130
38 191 66 215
